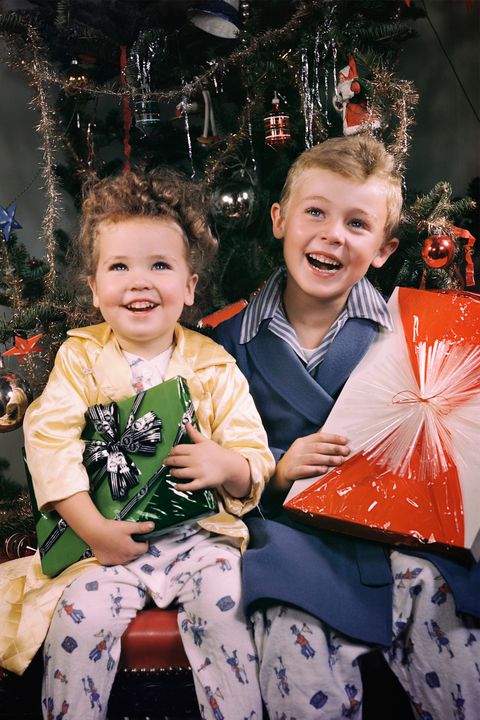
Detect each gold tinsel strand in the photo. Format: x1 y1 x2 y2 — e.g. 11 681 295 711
26 25 62 296
4 1 319 105
0 491 35 545
370 68 418 172
0 242 25 311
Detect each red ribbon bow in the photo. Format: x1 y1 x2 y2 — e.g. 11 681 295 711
452 226 477 287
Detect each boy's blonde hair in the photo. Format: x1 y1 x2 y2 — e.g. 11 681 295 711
279 135 403 239
76 168 218 321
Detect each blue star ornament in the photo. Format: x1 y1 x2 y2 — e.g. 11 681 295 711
0 203 22 241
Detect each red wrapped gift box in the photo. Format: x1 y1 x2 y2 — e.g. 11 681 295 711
284 287 480 562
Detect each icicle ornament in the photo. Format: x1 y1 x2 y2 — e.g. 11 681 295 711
131 33 166 135
300 49 313 149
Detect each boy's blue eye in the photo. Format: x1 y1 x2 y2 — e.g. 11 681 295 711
350 219 367 230
152 261 169 270
111 262 128 271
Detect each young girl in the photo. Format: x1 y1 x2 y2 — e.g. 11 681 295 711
0 169 274 720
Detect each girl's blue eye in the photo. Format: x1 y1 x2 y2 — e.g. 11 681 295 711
152 261 168 270
111 262 127 271
307 207 323 217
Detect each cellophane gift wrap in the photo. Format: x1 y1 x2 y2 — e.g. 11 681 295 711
284 287 480 562
28 376 218 577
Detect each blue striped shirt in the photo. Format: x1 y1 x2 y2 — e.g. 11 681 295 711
240 266 393 373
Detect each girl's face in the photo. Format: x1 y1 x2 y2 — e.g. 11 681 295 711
88 216 198 359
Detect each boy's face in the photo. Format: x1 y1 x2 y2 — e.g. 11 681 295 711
88 216 198 359
272 167 398 313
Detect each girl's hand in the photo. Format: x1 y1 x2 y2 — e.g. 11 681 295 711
88 518 154 566
274 429 350 493
165 423 251 498
53 491 154 566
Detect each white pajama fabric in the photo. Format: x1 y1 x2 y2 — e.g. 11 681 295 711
251 552 480 720
42 526 262 720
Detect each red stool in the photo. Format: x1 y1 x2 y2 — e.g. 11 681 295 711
120 605 190 671
109 606 200 719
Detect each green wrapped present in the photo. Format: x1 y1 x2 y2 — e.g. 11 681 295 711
26 376 218 577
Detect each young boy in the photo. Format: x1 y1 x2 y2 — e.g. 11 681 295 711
0 169 274 720
213 135 480 719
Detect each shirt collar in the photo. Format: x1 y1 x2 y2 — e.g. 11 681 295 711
240 266 393 344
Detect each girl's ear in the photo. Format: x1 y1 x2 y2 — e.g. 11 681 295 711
183 273 199 307
271 203 285 240
87 276 100 308
371 237 399 269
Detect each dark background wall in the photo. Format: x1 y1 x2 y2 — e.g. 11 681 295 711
399 0 479 196
0 0 479 484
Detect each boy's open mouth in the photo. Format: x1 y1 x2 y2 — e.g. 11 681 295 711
306 253 342 272
125 301 157 312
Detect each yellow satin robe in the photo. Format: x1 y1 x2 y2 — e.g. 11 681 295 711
0 322 274 674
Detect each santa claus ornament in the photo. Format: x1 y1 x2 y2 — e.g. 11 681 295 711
333 55 381 136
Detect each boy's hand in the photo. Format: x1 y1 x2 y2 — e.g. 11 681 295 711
88 518 154 566
274 430 350 492
165 423 251 498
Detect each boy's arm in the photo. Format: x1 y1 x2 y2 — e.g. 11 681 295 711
261 430 350 511
273 430 350 493
212 315 349 500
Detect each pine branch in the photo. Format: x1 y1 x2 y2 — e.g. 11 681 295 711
0 11 32 37
355 22 416 46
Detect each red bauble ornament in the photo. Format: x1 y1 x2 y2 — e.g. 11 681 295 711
421 234 456 269
264 92 291 148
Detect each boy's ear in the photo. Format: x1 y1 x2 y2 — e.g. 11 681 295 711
271 203 285 240
371 237 399 269
87 276 100 308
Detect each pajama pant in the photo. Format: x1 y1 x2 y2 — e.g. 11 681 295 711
42 526 262 720
251 551 480 720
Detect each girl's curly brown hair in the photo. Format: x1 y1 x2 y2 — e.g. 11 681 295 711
76 168 218 323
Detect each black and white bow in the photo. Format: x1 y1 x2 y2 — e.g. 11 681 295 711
83 392 162 500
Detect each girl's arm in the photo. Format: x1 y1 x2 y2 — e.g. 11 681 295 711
54 492 153 565
166 360 275 514
25 336 153 564
165 422 252 497
24 338 98 511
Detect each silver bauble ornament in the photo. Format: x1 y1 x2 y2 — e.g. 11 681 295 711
210 176 256 227
0 367 33 432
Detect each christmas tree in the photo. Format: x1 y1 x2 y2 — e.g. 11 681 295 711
0 0 478 539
